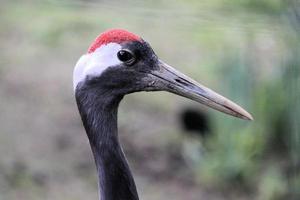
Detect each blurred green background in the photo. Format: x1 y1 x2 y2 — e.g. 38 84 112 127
0 0 299 200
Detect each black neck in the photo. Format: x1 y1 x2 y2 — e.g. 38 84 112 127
76 86 139 200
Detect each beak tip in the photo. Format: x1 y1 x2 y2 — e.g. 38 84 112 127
248 115 254 121
241 112 254 121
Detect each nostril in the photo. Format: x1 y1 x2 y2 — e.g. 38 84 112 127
175 78 189 87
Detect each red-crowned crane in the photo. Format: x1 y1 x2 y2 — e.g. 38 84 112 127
73 29 253 200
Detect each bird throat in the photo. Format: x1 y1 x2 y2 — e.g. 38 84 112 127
75 86 139 200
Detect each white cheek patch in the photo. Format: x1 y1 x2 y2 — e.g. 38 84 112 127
73 43 122 90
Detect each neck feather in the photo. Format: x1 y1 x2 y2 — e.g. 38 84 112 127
75 86 139 200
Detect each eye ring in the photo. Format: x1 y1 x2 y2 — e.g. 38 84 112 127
117 49 136 66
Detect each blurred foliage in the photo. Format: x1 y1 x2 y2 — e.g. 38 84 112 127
184 1 300 199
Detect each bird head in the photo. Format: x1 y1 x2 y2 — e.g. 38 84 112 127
73 29 253 120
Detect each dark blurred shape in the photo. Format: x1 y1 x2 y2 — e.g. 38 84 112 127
180 108 211 137
55 134 72 152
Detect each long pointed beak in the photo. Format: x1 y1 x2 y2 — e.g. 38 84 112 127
147 60 253 120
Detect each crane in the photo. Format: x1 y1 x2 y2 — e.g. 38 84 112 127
73 29 253 200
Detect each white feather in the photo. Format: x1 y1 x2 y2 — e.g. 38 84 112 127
73 43 122 90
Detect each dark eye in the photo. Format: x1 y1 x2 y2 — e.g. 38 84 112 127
117 49 136 65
